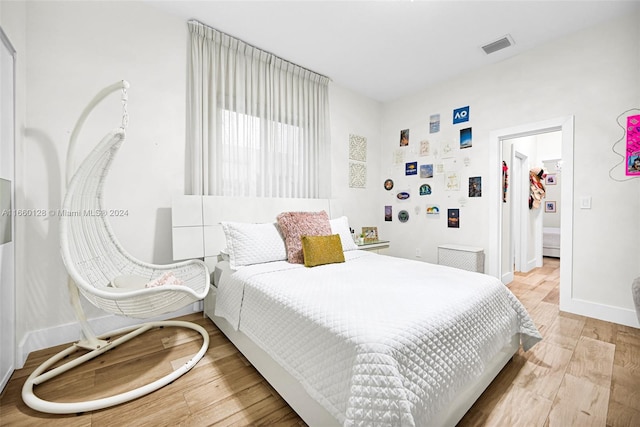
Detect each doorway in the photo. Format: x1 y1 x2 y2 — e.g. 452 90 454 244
488 117 574 303
501 132 561 284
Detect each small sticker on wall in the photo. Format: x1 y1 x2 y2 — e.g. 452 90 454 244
398 210 409 223
396 191 410 201
426 205 440 215
419 184 432 195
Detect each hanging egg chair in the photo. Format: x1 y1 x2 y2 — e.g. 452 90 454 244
22 81 210 414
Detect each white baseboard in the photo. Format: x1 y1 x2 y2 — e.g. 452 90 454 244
560 297 640 329
501 272 514 285
1 362 14 393
17 301 203 369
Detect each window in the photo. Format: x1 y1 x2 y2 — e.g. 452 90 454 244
187 21 330 198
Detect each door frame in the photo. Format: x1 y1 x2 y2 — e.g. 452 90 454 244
0 25 16 392
488 116 574 300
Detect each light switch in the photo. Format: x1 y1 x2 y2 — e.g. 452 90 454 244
580 196 591 209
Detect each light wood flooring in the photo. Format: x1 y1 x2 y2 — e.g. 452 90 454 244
1 257 639 426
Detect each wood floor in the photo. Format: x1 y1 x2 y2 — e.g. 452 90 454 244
460 257 640 426
1 257 639 426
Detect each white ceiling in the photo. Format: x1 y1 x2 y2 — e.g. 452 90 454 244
150 1 639 103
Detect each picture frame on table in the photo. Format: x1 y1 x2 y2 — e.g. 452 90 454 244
362 227 378 243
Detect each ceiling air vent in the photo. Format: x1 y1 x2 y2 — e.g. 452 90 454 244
481 35 514 55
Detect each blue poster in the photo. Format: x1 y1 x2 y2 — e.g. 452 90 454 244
405 161 417 175
453 106 470 124
460 127 472 149
420 164 433 178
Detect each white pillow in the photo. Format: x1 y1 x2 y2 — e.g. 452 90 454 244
329 216 358 251
221 221 287 269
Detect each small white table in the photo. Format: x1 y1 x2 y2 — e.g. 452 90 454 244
356 240 390 254
438 244 484 273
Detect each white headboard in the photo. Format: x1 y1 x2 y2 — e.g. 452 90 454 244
171 196 341 267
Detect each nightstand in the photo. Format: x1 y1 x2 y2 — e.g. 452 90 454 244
356 240 390 254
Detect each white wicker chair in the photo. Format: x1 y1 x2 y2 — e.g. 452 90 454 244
22 81 210 414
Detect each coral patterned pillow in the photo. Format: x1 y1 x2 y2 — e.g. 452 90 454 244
276 211 332 264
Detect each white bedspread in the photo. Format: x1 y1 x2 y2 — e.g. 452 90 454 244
215 251 541 426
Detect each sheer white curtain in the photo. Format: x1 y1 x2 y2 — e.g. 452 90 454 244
187 20 331 198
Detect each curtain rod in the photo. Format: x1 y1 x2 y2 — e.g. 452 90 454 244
188 20 331 82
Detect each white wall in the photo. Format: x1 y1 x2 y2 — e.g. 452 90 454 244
9 1 640 365
12 1 383 364
18 1 190 361
378 12 640 327
329 83 383 238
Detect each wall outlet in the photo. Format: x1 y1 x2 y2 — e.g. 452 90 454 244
415 248 421 257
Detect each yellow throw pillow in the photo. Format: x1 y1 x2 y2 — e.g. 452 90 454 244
301 234 345 268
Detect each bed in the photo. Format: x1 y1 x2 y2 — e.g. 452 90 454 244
171 196 542 426
543 226 561 258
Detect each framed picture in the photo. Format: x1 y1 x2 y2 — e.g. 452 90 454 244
384 206 392 222
545 201 556 213
447 208 460 228
545 174 557 185
400 129 409 146
469 176 482 197
362 226 378 242
420 164 433 178
460 127 472 149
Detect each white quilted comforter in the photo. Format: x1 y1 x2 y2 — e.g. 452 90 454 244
215 251 541 426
